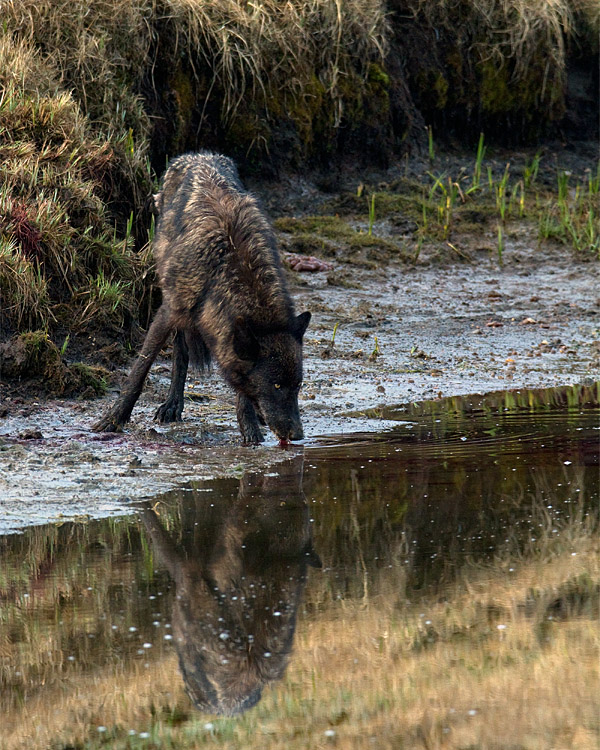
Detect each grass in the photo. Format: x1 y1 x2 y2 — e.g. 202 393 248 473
0 46 149 332
404 0 598 140
538 166 600 253
277 145 599 265
0 0 388 344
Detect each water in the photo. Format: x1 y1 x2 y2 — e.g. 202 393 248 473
1 384 598 749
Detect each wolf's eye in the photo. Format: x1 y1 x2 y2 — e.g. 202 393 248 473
274 383 281 389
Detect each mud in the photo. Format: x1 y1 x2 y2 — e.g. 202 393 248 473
0 157 598 533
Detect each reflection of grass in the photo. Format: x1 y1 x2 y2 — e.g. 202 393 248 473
4 550 597 749
2 492 597 749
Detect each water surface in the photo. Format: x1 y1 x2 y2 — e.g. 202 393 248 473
1 384 598 749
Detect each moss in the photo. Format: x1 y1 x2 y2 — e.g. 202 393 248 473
477 57 566 137
224 106 273 167
479 61 513 114
0 331 61 379
69 363 108 397
274 213 410 265
415 69 450 111
283 234 337 258
0 331 69 391
0 332 109 395
274 215 353 239
367 62 390 87
286 75 330 152
433 72 449 110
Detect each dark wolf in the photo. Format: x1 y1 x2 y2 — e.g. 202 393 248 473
140 455 321 715
93 151 310 443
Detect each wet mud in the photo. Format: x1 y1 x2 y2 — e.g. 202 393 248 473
0 223 598 531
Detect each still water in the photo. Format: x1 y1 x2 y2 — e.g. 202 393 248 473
1 384 598 749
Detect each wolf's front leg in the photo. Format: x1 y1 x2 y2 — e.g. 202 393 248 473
236 392 264 444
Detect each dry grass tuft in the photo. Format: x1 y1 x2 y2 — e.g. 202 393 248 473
165 0 388 125
0 0 596 342
0 31 148 332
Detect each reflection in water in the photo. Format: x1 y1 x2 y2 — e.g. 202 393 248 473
0 384 597 748
309 382 599 593
140 454 321 715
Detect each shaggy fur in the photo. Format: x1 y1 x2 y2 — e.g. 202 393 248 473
93 151 311 442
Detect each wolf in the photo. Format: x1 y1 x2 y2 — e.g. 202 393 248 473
93 151 310 443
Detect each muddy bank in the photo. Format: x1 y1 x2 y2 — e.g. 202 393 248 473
0 219 598 532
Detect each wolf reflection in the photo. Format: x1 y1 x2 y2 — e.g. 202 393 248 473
140 455 321 716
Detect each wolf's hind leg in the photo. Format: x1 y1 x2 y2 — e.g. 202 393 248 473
92 304 172 432
155 329 189 423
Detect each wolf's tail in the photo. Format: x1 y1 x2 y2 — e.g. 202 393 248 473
185 330 211 371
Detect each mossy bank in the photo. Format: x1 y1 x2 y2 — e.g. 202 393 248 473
0 0 598 394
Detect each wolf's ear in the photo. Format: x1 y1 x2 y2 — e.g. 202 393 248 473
293 311 311 340
233 320 260 362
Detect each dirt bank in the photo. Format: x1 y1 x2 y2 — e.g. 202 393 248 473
0 180 598 533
